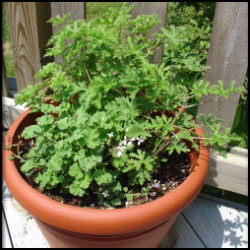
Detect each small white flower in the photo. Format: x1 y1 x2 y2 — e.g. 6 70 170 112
117 151 123 157
137 136 144 146
102 191 109 198
127 141 132 146
152 183 160 189
108 132 113 138
125 128 129 132
121 140 127 146
117 145 125 151
131 137 135 142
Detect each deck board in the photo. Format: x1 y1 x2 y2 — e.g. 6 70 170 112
172 214 206 248
2 181 49 248
2 179 248 248
2 210 13 248
182 196 248 248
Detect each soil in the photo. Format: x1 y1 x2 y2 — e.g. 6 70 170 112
18 139 191 209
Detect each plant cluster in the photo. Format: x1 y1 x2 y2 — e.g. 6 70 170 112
10 3 241 207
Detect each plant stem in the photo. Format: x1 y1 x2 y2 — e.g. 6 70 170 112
85 69 92 85
9 150 26 162
150 139 171 158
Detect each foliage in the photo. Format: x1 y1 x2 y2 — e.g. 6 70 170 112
163 2 214 116
230 74 248 148
2 2 10 43
11 3 242 208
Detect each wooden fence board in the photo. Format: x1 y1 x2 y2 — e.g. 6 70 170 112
50 2 86 63
2 52 11 97
206 149 248 196
6 3 52 91
129 2 168 65
197 2 248 133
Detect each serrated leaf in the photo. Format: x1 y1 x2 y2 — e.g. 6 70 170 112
20 159 36 176
111 198 121 206
36 115 54 126
69 163 84 179
93 168 113 185
21 125 42 139
79 172 93 189
57 117 70 130
70 180 85 197
125 193 133 201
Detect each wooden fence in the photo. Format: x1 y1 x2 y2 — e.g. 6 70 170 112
2 2 248 196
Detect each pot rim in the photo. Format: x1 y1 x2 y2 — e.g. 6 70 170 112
3 108 209 235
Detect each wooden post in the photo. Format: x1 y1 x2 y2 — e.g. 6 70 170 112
50 2 86 63
6 2 52 91
129 2 168 65
197 2 248 133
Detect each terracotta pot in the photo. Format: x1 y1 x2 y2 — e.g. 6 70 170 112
3 109 209 248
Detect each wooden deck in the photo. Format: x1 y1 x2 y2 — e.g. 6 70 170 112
2 180 248 248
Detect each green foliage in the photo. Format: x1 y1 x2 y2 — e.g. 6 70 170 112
11 3 242 208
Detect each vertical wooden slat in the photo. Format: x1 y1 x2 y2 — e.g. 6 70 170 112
35 3 53 66
129 2 168 65
197 2 248 133
6 2 52 91
50 2 86 63
2 52 11 97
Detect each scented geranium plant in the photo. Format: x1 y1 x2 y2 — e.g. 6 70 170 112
11 3 241 208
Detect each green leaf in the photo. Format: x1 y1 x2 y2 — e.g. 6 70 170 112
47 153 63 172
57 117 70 130
70 180 85 197
111 198 121 206
79 172 93 189
69 163 84 179
22 125 42 139
93 168 113 185
47 13 71 26
125 193 133 201
20 159 36 176
36 115 54 126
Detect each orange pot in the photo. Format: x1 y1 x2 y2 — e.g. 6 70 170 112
3 109 209 248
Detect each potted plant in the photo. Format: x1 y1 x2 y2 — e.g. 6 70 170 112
3 3 241 248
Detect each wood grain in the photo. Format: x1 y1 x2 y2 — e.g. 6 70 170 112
205 149 248 196
197 2 248 134
6 3 52 91
129 2 168 65
2 52 11 97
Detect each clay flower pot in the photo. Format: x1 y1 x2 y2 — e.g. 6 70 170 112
3 109 209 248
